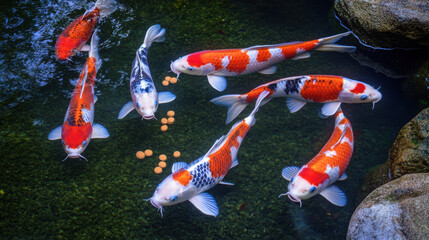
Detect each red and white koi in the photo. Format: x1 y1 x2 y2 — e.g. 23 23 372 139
211 75 382 124
55 0 117 60
49 30 109 160
118 24 175 120
148 91 270 217
170 32 355 91
279 108 353 207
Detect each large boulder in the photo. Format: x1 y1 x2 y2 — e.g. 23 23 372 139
334 0 429 48
388 107 429 179
347 173 429 240
356 107 429 204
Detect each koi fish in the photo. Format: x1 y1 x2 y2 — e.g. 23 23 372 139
49 30 109 160
279 108 353 207
211 75 382 124
55 0 117 60
170 32 355 91
118 24 176 120
148 91 270 217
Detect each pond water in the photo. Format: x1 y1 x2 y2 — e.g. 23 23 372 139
1 0 428 239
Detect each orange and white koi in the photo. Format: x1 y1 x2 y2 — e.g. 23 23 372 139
148 91 270 217
55 0 117 60
279 108 353 207
170 32 355 91
211 75 382 124
49 30 109 160
118 24 176 120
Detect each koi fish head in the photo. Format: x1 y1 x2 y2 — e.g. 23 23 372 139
61 123 92 159
339 78 382 108
132 90 158 120
170 53 215 77
149 172 194 216
280 167 330 207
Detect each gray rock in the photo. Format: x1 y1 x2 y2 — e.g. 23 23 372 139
347 173 429 240
334 0 429 48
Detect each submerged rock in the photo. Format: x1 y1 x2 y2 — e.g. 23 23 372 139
347 173 429 240
388 107 429 179
334 0 429 48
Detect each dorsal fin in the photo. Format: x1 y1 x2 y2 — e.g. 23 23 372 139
242 41 302 51
203 135 226 158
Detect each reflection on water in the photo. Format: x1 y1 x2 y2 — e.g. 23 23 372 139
0 0 427 239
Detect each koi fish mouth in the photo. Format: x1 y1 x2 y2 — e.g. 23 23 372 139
170 61 180 79
143 115 154 120
147 198 164 217
63 154 88 162
279 192 302 208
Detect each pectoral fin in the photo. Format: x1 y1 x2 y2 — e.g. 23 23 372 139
319 185 347 207
292 52 311 60
91 123 110 138
207 75 227 92
118 101 134 119
281 166 300 181
219 181 234 186
338 173 347 181
48 126 62 140
171 162 187 173
321 102 341 117
188 192 219 217
158 91 176 104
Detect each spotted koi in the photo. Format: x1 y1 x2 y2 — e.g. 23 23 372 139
211 75 382 124
148 91 270 217
55 0 117 60
170 32 355 91
279 108 353 207
117 24 175 120
49 30 109 160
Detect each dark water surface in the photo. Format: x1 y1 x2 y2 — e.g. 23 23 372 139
1 0 427 239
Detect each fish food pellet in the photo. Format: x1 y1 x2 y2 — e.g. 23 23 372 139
167 117 175 124
161 118 168 124
154 167 162 174
158 161 167 168
170 77 177 84
167 110 175 117
159 154 167 161
136 151 145 159
144 149 153 157
165 76 171 81
162 80 169 86
161 125 168 131
173 151 181 158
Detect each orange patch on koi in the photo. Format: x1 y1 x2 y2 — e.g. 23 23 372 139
350 83 366 94
172 169 193 186
256 48 271 62
300 76 343 102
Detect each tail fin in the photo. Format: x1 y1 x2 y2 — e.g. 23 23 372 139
211 94 248 124
89 29 101 70
316 32 356 53
244 90 270 127
95 0 118 18
143 24 166 49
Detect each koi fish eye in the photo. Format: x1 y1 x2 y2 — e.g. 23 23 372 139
291 177 294 182
187 67 194 71
136 102 140 108
170 196 178 202
360 95 368 101
61 140 65 145
82 141 87 147
310 187 316 193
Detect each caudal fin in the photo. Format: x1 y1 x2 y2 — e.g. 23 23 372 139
211 94 248 124
95 0 118 18
89 29 101 71
143 24 166 49
316 32 356 53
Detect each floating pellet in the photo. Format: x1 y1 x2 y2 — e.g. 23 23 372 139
154 167 162 174
167 110 175 117
144 149 153 157
170 77 177 84
167 117 175 124
136 151 145 159
159 161 167 168
161 118 168 124
161 125 168 131
173 151 181 158
162 80 169 86
159 154 167 161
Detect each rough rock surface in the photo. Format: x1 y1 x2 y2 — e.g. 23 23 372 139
347 173 429 240
388 107 429 179
334 0 429 48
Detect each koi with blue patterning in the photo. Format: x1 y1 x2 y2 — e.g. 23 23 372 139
148 91 270 217
118 24 176 120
